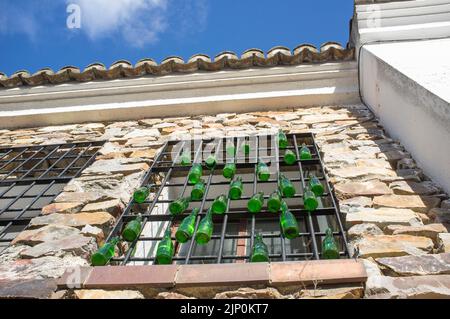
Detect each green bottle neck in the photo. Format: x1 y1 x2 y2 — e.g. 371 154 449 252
190 208 200 217
110 237 120 246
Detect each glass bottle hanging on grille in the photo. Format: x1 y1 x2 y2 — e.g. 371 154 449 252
279 174 296 198
191 179 206 201
229 176 243 200
205 154 217 169
248 191 264 213
299 143 312 160
241 142 250 155
195 208 214 245
223 162 236 179
303 186 319 212
267 190 282 213
256 160 270 181
278 130 288 149
133 186 150 204
175 208 199 243
322 228 340 259
226 140 236 157
212 194 228 214
91 237 120 266
280 201 299 239
309 173 324 197
179 151 191 166
155 228 174 265
284 149 297 165
188 163 203 185
122 214 142 242
250 233 270 262
169 196 190 215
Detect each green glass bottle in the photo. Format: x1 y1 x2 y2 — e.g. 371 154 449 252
223 162 236 179
250 233 270 262
175 208 199 243
205 154 217 169
155 228 174 265
267 190 282 213
248 191 264 213
122 215 142 242
241 142 250 155
280 202 299 239
180 151 191 166
322 228 340 259
300 143 312 160
195 209 213 245
211 194 228 214
226 141 236 157
133 186 150 204
284 149 297 165
309 173 324 197
278 130 288 149
256 161 270 181
303 186 318 212
191 180 206 201
188 163 203 185
279 174 296 198
229 176 243 200
169 196 190 215
91 237 120 266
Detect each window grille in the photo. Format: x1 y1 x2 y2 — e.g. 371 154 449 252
0 141 105 253
107 133 350 265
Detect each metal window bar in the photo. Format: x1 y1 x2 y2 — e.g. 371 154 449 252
106 133 349 265
0 141 105 251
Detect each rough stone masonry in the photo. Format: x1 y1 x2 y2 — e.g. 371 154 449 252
0 104 449 299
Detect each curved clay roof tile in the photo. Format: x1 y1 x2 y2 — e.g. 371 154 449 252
57 66 81 75
320 42 344 52
110 60 133 70
267 46 292 58
84 63 107 72
293 44 318 55
0 43 354 89
32 68 54 76
241 48 265 59
188 54 211 63
161 56 185 65
214 51 239 62
11 70 31 78
135 58 157 68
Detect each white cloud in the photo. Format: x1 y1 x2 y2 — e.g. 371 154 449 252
70 0 169 47
0 1 45 41
0 0 209 47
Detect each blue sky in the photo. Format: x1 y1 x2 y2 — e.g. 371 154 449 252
0 0 353 76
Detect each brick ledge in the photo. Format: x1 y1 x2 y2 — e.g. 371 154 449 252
57 259 367 290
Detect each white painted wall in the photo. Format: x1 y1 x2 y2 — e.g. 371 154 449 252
360 38 450 193
0 62 359 128
352 0 450 54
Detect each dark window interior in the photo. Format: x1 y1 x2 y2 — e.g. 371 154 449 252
0 141 104 253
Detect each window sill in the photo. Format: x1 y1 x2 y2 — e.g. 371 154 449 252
58 259 367 291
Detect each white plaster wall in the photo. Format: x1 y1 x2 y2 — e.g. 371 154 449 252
360 38 450 193
0 62 359 129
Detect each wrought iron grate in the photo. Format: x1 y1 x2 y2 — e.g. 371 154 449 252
107 133 350 265
0 141 105 253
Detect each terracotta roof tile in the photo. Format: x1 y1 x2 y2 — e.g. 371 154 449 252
0 42 354 89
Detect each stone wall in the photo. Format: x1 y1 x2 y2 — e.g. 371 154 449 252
0 104 449 299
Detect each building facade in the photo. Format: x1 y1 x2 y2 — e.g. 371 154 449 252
0 0 449 299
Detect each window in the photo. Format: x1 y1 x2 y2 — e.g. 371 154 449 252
107 133 350 265
0 141 104 253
